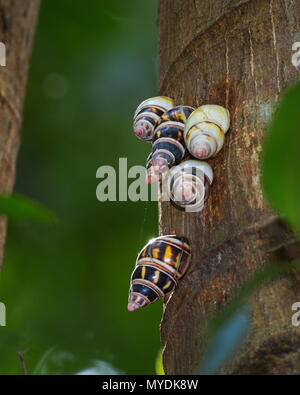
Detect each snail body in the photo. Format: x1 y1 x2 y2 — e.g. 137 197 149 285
184 105 230 159
133 96 174 142
152 106 194 172
169 159 214 212
128 235 191 311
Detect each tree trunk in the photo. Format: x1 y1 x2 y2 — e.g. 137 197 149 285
158 0 300 375
0 0 40 267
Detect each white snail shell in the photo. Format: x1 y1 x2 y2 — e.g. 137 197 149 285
184 105 230 159
168 159 214 212
133 96 174 142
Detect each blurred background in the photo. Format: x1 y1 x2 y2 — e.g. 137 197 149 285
0 0 160 374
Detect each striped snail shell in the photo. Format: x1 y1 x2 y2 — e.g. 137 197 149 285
145 151 169 185
145 152 156 184
184 105 230 159
152 105 194 172
133 96 174 142
169 159 214 212
128 235 191 311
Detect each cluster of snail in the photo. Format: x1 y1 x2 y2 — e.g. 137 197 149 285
127 96 230 311
133 96 230 212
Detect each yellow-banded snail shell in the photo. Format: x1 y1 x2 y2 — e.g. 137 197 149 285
128 235 191 311
169 159 214 212
133 96 174 142
152 105 194 172
184 105 230 160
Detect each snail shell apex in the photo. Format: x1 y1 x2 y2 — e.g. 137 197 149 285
133 96 174 142
128 235 191 311
186 123 225 158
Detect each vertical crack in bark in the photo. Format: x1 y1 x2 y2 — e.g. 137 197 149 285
270 0 281 97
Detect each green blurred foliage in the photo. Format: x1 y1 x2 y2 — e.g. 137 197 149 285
0 0 160 374
0 194 56 222
262 81 300 232
200 261 300 374
200 305 250 375
206 261 300 339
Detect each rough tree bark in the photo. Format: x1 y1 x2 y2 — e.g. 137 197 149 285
0 0 40 267
158 0 300 374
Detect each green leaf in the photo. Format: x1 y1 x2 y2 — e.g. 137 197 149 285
33 346 57 375
0 194 57 223
262 81 300 231
207 261 300 339
155 349 165 375
200 305 250 375
199 261 300 374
